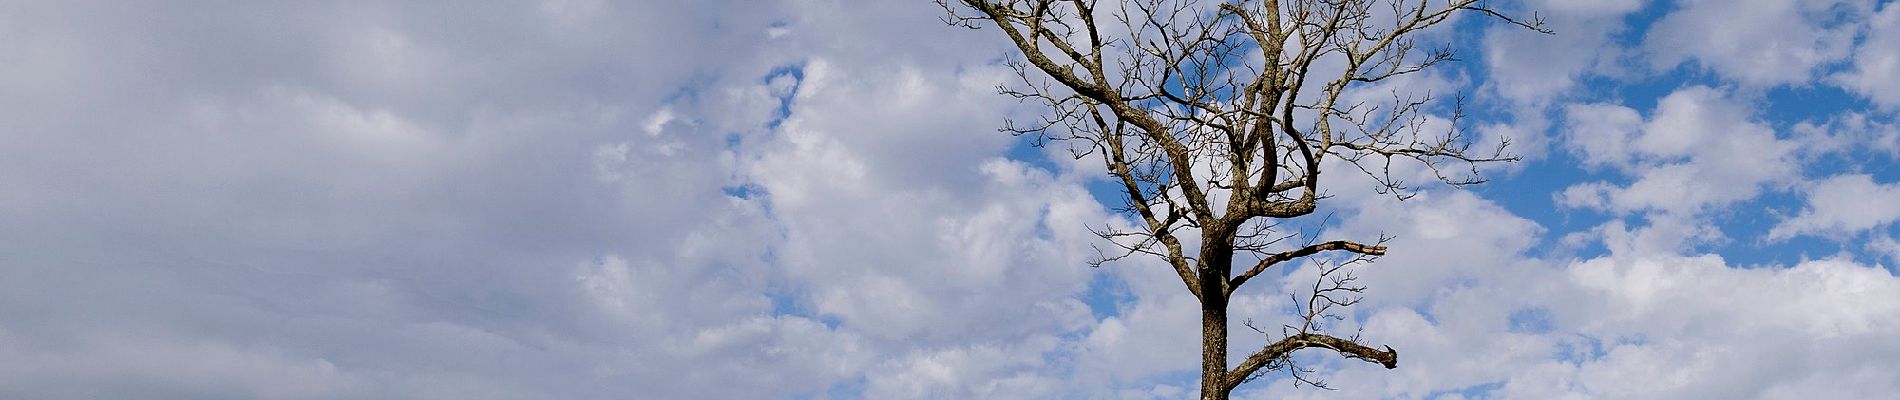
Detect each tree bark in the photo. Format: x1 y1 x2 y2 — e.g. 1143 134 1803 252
1200 294 1230 400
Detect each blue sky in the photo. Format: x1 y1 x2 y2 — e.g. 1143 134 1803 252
1 0 1898 399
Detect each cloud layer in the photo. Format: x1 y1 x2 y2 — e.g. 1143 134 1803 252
2 1 1898 399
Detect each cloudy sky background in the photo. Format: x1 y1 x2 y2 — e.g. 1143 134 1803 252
2 0 1898 398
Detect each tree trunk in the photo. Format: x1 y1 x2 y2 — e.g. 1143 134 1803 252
1200 294 1229 400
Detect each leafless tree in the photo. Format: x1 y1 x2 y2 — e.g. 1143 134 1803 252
937 0 1546 398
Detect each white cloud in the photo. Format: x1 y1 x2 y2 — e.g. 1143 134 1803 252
1791 111 1900 160
1482 0 1644 104
1768 174 1900 240
1644 0 1866 87
0 1 880 398
746 56 1103 347
1242 192 1900 400
1524 255 1900 399
863 336 1067 399
1536 0 1647 15
1873 235 1900 267
1472 0 1649 165
1834 2 1900 108
1559 86 1799 216
1560 103 1646 169
1073 293 1202 385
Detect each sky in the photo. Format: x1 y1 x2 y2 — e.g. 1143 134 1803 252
1 0 1898 399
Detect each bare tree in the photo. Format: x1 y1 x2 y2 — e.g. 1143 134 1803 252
937 0 1545 398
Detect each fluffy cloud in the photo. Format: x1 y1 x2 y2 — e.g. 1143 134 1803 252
1834 2 1900 109
1481 0 1644 104
1768 174 1900 240
1238 190 1900 400
1504 255 1900 399
1792 111 1900 160
1644 0 1866 87
1558 86 1800 216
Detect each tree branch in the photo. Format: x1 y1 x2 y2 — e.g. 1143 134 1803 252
1229 240 1386 291
1224 333 1397 390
